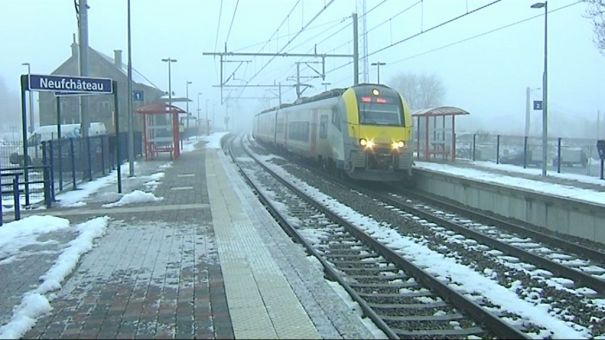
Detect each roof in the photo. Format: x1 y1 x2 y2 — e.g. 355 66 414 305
96 50 160 89
412 106 470 117
135 102 186 115
160 95 192 103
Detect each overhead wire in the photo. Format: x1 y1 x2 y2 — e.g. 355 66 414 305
226 0 382 102
213 0 224 79
233 17 345 52
239 0 336 96
213 0 224 54
365 1 420 36
388 0 583 65
367 0 503 58
325 0 503 76
225 0 240 45
256 0 302 54
273 17 352 83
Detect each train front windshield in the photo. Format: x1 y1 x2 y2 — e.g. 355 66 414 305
357 94 403 126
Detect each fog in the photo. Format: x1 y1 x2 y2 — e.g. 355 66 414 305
1 0 604 139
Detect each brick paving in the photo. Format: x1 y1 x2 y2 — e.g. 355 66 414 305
2 138 376 339
21 144 234 339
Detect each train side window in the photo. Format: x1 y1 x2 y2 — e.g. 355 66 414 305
319 115 328 138
331 108 341 131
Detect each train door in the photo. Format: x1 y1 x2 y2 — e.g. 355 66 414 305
310 109 318 156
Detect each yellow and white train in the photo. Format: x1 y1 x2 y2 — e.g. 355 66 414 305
253 83 414 182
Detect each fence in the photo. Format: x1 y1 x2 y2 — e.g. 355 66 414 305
0 132 142 224
454 133 604 178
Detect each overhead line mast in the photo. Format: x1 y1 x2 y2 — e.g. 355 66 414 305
203 12 360 103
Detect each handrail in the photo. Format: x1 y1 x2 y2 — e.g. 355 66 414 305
0 165 52 226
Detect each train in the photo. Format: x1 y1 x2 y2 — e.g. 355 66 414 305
252 83 414 182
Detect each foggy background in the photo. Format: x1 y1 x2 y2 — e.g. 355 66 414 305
0 0 604 140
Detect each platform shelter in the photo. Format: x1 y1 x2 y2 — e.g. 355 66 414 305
135 102 185 160
412 106 470 161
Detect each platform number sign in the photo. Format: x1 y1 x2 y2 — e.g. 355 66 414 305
133 90 144 101
533 100 543 110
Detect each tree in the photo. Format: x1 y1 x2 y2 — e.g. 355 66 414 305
387 72 446 110
0 77 22 134
585 0 605 54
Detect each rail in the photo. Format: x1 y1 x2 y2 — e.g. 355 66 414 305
230 134 527 339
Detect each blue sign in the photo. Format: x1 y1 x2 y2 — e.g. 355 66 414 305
28 74 113 94
533 100 543 110
133 90 144 101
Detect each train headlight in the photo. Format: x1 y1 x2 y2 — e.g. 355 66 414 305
359 138 374 149
392 140 406 149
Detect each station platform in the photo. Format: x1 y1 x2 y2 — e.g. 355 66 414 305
0 138 375 339
3 136 602 339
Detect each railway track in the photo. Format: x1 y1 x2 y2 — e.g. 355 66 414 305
227 135 529 338
238 134 605 338
371 188 605 292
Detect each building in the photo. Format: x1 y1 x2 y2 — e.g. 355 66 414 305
38 35 164 134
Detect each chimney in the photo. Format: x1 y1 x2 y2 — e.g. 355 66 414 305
114 49 123 68
71 33 78 58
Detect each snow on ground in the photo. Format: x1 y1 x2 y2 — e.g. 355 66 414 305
102 190 163 207
468 160 605 187
258 156 591 339
201 132 229 149
0 216 70 262
55 162 132 208
0 132 605 338
416 161 605 206
0 217 109 339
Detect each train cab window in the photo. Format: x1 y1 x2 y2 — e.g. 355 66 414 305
357 95 404 126
331 108 341 131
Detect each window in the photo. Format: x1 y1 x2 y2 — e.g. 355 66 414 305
357 95 403 126
319 115 328 138
288 121 309 142
331 107 341 131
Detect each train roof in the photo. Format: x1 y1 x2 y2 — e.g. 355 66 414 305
257 83 396 114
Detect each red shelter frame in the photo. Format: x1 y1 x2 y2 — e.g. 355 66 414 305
412 106 470 161
135 102 185 160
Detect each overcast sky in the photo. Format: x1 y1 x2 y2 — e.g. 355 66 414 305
1 0 604 136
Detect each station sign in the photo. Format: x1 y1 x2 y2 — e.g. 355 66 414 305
28 74 113 94
533 100 543 110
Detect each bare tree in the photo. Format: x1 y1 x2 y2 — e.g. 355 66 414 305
585 0 605 54
0 77 22 133
386 72 445 110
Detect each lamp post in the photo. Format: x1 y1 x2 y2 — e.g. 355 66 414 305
197 92 202 135
161 58 177 108
531 1 548 176
371 61 386 84
208 99 212 134
321 82 331 91
127 0 134 177
21 63 34 134
204 95 209 135
185 80 192 129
